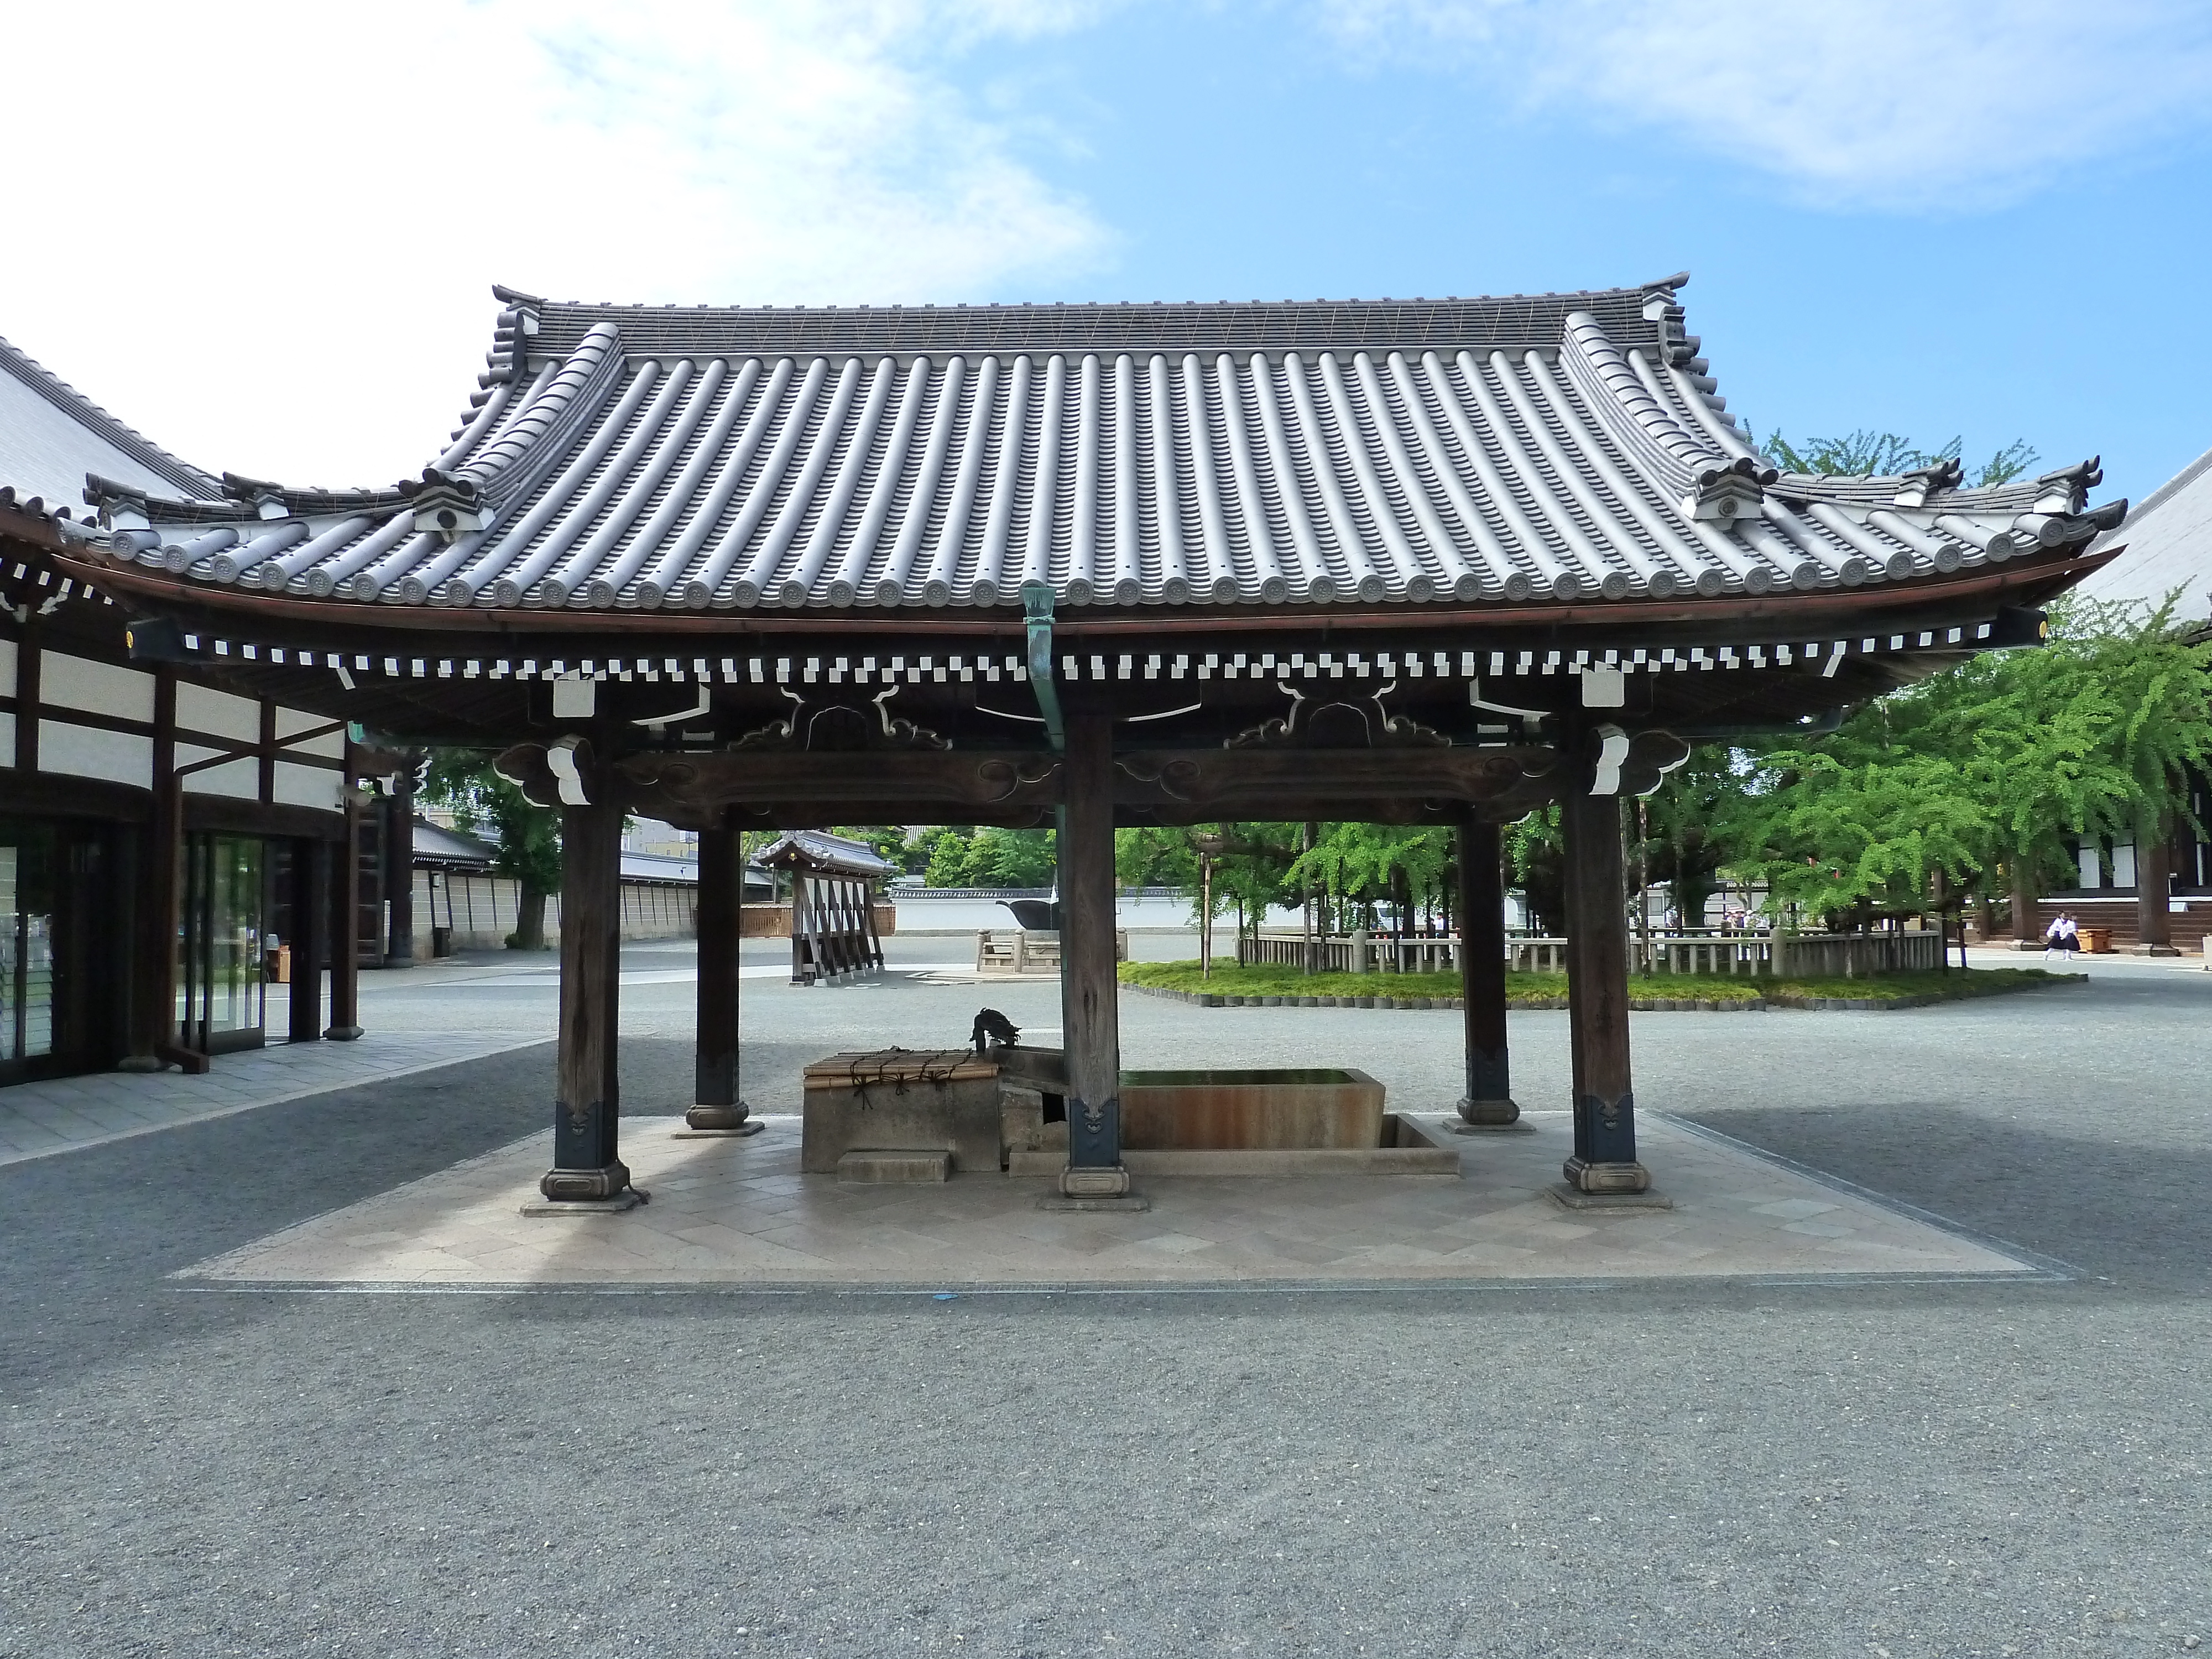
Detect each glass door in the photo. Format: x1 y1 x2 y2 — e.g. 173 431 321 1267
0 823 57 1073
179 833 267 1054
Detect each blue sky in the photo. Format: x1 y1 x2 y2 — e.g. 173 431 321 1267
6 0 2210 507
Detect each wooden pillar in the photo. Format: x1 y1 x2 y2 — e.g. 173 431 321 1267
326 770 363 1041
1455 812 1519 1125
686 825 758 1133
288 839 329 1044
1561 774 1648 1193
1057 709 1129 1198
383 757 417 969
122 670 176 1069
541 784 630 1202
2136 820 2177 954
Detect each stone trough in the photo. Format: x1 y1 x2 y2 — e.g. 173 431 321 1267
803 1048 1459 1181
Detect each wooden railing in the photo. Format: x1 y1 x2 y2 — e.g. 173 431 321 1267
1239 929 1942 978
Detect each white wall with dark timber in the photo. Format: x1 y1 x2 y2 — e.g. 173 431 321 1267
273 761 340 811
40 721 152 784
0 710 14 769
39 651 154 723
175 684 260 745
175 746 259 801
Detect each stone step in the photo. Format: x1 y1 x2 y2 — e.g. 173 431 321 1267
836 1149 950 1184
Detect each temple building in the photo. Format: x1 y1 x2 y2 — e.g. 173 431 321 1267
38 273 2123 1201
0 336 382 1083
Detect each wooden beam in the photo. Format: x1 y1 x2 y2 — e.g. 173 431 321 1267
1455 813 1519 1125
1057 709 1129 1198
1560 760 1648 1194
541 779 631 1202
686 825 757 1133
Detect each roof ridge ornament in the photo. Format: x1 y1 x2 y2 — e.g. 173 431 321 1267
398 467 489 542
2033 457 2102 516
1892 456 1965 508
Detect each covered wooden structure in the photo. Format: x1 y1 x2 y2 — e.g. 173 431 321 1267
755 830 891 984
49 274 2123 1202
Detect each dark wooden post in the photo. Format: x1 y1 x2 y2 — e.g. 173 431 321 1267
1561 770 1649 1194
288 839 329 1044
326 768 363 1041
1455 812 1519 1125
686 824 758 1134
2136 818 2177 954
383 756 417 969
1057 709 1129 1198
122 670 178 1070
540 781 632 1203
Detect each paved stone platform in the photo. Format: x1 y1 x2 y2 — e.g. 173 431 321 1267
0 1029 546 1167
181 1109 2036 1288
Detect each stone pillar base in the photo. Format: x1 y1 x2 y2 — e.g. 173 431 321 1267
1561 1155 1651 1194
325 1025 364 1042
2131 942 2182 956
1457 1096 1521 1127
115 1055 166 1074
1040 1163 1147 1209
683 1104 763 1135
540 1161 632 1203
1060 1164 1130 1198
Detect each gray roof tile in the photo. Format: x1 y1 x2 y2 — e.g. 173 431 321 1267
85 278 2124 614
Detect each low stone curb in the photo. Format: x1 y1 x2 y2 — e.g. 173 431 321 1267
1121 975 2087 1013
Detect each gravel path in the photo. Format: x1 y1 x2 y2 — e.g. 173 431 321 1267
2 959 2207 1656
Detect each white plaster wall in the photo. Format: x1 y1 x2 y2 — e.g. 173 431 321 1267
176 744 259 800
276 707 345 757
0 637 15 697
41 721 152 785
176 683 260 744
39 651 156 723
273 760 340 811
0 710 14 769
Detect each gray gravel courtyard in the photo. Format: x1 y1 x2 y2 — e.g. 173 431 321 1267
2 941 2208 1656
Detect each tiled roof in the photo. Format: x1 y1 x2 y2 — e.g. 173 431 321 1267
755 830 896 878
0 333 217 514
79 276 2124 615
2075 440 2212 619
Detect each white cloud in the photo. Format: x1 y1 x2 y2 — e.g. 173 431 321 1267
1320 0 2212 209
0 0 1111 488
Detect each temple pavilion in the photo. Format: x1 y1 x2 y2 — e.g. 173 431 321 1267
48 273 2125 1206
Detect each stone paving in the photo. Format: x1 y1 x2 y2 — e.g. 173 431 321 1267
0 1028 544 1166
181 1108 2033 1288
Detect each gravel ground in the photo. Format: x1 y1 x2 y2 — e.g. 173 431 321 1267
3 951 2208 1657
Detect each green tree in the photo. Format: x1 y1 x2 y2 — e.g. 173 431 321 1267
1714 593 2212 930
1761 429 2039 488
421 749 562 950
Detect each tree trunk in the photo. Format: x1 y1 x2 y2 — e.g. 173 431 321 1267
2010 851 2039 951
513 887 550 952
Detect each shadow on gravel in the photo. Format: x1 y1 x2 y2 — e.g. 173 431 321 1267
1682 1100 2211 1293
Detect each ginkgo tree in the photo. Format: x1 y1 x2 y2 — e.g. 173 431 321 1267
1717 594 2212 927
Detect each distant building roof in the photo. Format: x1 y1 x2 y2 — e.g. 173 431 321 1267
411 815 499 868
0 333 216 513
2077 441 2212 620
75 275 2124 619
754 830 896 879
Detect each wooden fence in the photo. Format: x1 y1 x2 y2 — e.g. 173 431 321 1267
1240 928 1943 978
